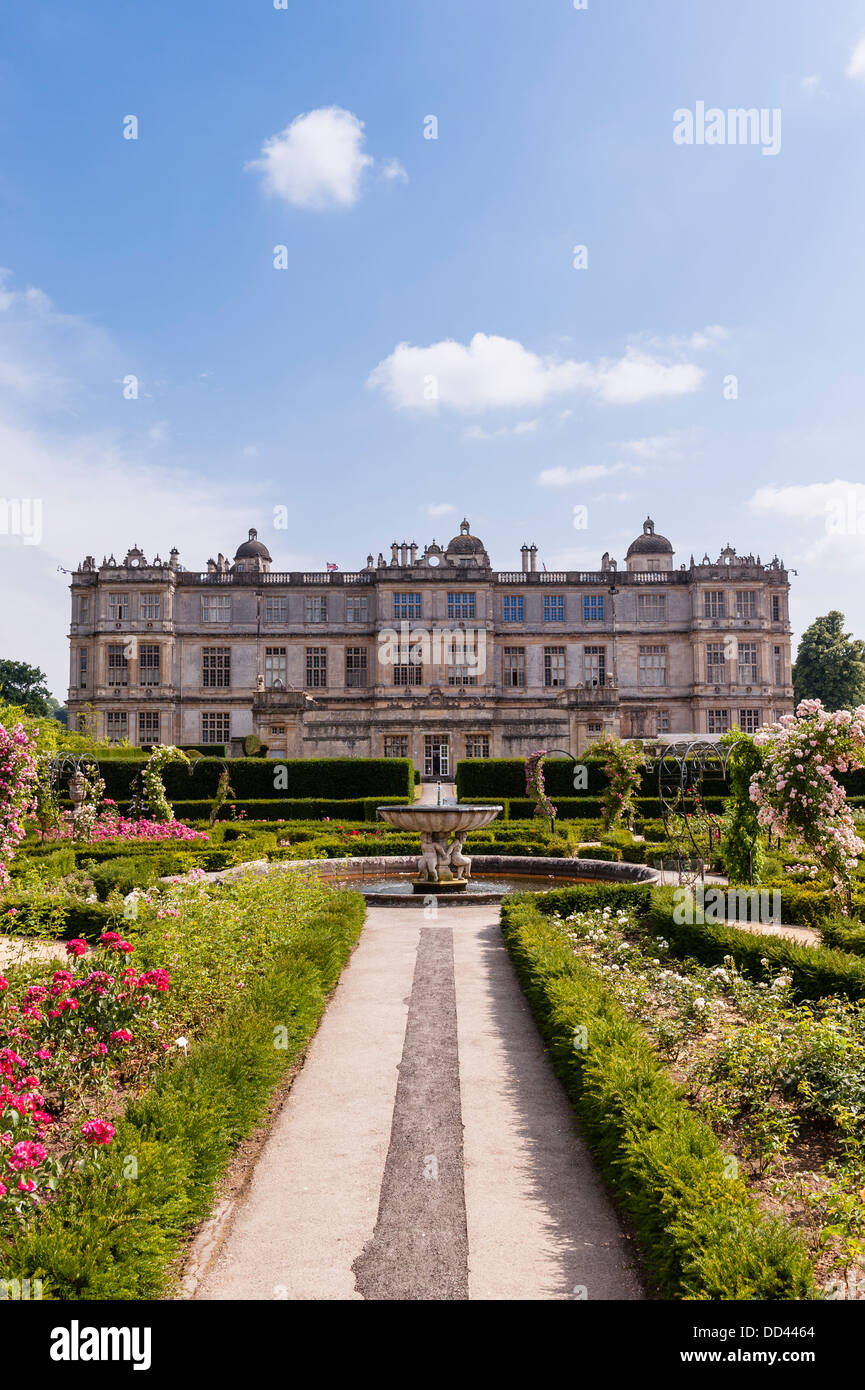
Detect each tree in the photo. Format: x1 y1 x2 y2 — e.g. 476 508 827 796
792 612 865 711
0 659 53 716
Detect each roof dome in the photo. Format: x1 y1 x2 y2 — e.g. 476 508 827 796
234 527 272 562
446 518 487 557
626 517 673 558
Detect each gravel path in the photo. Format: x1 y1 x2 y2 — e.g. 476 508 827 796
195 906 643 1302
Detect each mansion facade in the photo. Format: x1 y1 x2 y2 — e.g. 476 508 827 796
66 518 794 774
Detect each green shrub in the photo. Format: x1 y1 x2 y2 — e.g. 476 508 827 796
500 896 815 1299
530 882 655 916
5 889 364 1298
820 918 865 957
0 894 116 941
92 757 414 804
577 845 620 862
647 887 865 1003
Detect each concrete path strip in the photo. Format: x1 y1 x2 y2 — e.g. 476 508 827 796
194 905 643 1301
196 911 419 1300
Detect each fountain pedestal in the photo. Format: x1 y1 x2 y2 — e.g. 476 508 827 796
376 804 504 893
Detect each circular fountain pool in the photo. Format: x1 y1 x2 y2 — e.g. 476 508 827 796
336 871 601 902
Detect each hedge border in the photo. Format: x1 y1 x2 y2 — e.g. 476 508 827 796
500 894 815 1300
4 890 365 1299
645 886 865 1002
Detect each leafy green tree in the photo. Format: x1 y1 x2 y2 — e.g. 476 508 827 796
720 730 765 884
792 612 865 711
0 659 53 715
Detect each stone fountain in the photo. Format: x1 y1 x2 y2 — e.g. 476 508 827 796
377 788 503 892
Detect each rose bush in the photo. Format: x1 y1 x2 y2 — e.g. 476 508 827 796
0 722 39 887
750 699 865 906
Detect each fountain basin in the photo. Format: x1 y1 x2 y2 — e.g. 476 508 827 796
376 805 504 834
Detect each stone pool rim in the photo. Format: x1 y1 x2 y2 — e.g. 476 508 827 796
201 853 659 905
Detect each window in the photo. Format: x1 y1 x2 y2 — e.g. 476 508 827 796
346 595 368 623
393 648 422 685
393 592 421 620
305 595 328 623
201 595 231 623
737 642 758 684
270 726 286 736
138 711 160 745
345 647 368 687
265 595 288 623
447 659 477 686
202 647 231 688
139 644 160 687
772 594 781 622
107 644 128 687
544 595 564 623
583 595 604 623
306 647 327 688
706 642 727 683
503 595 524 623
384 736 409 758
773 645 783 685
265 647 287 688
639 645 667 687
736 591 757 619
707 709 729 734
106 711 127 743
584 646 606 687
544 645 566 688
201 712 230 744
738 709 762 733
140 593 161 621
503 646 525 687
78 596 90 623
656 709 670 734
704 591 726 619
447 592 475 619
586 723 603 742
78 648 87 689
465 735 490 759
637 593 666 622
109 593 129 621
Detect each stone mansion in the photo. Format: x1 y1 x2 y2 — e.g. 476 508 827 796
66 518 794 773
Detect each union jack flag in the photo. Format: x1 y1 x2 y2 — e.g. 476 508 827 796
326 562 339 571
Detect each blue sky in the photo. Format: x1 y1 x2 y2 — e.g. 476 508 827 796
1 0 865 696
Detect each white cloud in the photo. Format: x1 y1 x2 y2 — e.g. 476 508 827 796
538 463 630 487
367 333 704 413
749 480 865 571
0 272 317 695
846 38 865 81
619 430 692 462
425 502 455 517
638 324 727 353
246 107 374 210
380 158 408 184
463 418 540 442
801 74 820 91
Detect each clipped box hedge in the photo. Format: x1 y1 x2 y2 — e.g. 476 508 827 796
456 756 732 801
646 887 865 1003
111 795 410 823
500 894 815 1299
92 756 415 803
470 796 723 822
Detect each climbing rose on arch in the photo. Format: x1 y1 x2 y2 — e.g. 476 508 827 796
750 699 865 905
0 722 38 888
